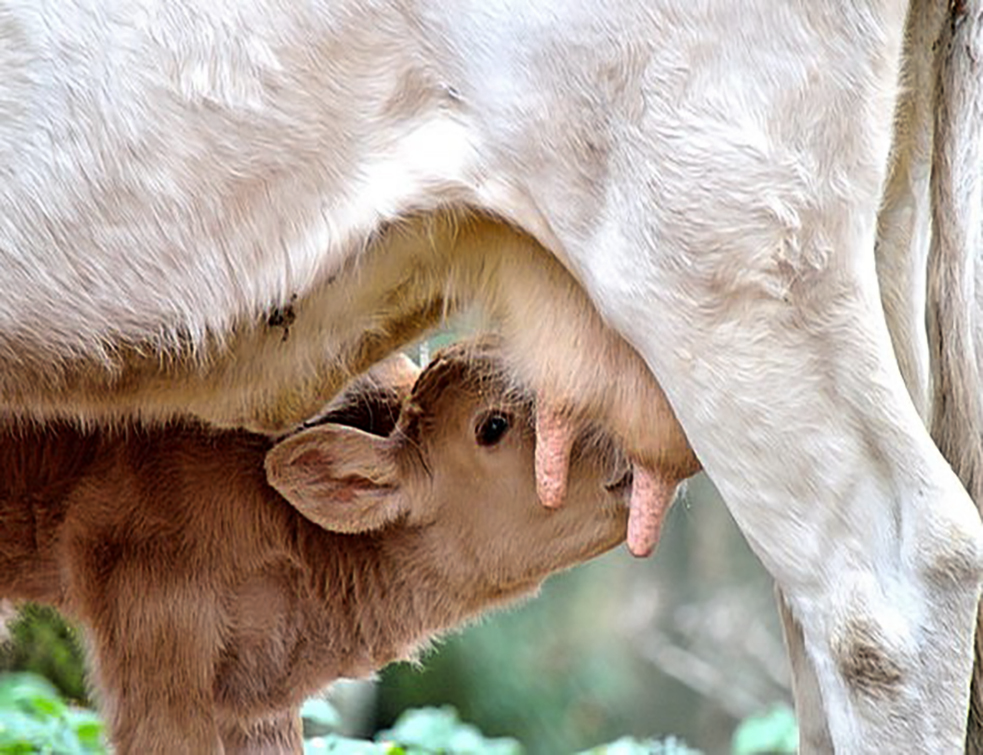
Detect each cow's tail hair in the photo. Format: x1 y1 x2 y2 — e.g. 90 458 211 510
926 3 983 751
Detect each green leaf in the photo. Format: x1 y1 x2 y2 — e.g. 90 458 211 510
302 698 344 736
304 732 403 754
0 673 105 754
577 735 701 754
731 706 798 755
67 708 105 749
25 695 63 719
377 707 523 754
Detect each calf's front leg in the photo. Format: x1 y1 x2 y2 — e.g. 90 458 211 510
70 551 225 754
220 707 303 755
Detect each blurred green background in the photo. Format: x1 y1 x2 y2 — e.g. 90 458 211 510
371 474 793 754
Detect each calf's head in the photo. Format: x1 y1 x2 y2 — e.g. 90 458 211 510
265 338 630 598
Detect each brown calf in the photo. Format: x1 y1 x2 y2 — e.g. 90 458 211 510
0 341 630 754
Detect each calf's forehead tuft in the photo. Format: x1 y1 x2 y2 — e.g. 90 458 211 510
403 336 530 430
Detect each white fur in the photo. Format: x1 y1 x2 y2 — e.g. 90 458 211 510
0 1 981 750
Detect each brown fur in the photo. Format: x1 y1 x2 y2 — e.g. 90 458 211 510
0 341 630 754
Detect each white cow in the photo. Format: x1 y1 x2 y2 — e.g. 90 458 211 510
0 1 980 751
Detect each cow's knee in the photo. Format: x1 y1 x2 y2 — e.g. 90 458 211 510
914 483 983 591
831 616 907 703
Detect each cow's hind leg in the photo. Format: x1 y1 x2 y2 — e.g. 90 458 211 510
583 216 982 749
874 0 946 426
926 0 983 749
776 586 833 754
772 0 954 747
556 71 983 744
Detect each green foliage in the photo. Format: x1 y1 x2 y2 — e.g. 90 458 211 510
0 675 704 755
0 606 88 705
301 704 701 755
376 557 652 754
304 705 522 754
576 735 701 754
376 706 522 754
731 706 798 755
0 672 105 754
304 734 404 754
303 698 345 737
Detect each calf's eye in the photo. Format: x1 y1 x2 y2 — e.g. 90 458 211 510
476 412 511 447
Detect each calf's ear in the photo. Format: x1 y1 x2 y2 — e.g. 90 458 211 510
265 424 407 533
